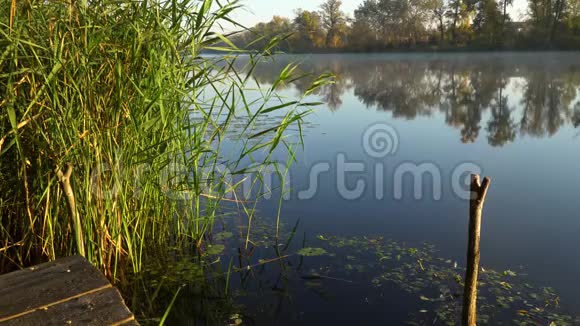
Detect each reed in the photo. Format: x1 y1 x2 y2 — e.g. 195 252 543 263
0 0 326 279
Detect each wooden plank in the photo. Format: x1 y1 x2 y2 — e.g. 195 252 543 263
0 256 111 321
1 287 136 326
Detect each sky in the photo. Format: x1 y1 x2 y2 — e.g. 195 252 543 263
226 0 529 30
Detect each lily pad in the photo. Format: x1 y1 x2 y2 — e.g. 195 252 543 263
297 247 328 257
214 231 234 241
206 244 225 255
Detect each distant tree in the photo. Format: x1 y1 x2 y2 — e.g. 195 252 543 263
566 0 580 33
377 0 408 45
351 0 382 49
352 0 435 47
445 0 472 43
292 9 325 50
266 16 293 34
473 0 503 46
249 16 293 51
528 0 568 42
500 0 513 25
432 0 447 42
407 0 439 44
320 0 349 48
349 17 380 50
551 0 568 40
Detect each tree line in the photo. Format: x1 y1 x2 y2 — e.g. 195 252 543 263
231 0 580 51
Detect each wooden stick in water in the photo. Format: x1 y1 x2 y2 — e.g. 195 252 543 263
462 174 491 326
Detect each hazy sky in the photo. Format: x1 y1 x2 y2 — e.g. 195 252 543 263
227 0 529 30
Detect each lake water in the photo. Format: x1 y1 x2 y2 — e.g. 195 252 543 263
174 52 580 324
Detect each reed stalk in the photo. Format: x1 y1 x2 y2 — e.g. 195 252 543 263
0 0 327 278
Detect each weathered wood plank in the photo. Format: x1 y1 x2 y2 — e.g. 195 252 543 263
1 287 136 326
0 256 111 321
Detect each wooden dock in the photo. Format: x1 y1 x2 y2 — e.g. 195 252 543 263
0 256 137 325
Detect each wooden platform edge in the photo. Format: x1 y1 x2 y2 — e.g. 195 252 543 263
0 256 137 325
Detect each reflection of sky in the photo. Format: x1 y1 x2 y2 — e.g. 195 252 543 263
214 53 580 311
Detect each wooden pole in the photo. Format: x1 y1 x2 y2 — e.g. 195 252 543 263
461 174 491 326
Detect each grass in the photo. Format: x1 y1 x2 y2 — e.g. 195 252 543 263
0 0 328 283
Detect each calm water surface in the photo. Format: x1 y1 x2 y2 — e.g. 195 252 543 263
182 53 580 325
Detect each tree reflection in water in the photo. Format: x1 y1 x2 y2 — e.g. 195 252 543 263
246 53 580 147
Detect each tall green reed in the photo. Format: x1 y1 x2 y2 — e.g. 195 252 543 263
0 0 328 279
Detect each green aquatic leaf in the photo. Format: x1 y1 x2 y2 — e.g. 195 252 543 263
499 281 513 290
503 269 517 277
214 231 234 241
297 247 328 256
206 244 225 255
